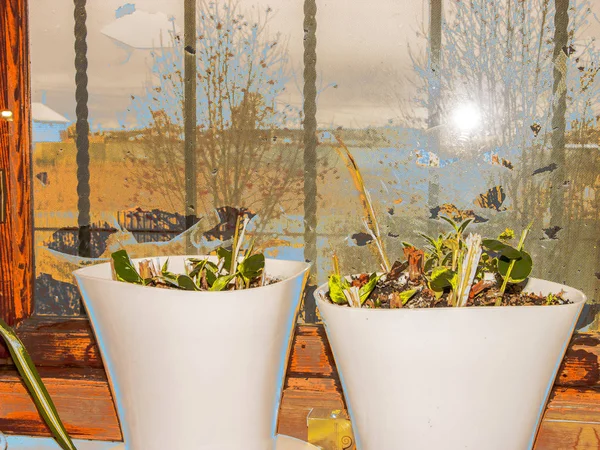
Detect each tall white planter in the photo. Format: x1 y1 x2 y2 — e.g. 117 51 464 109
75 256 310 450
316 278 585 450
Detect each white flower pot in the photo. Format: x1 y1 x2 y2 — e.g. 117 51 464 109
75 256 310 450
315 277 586 450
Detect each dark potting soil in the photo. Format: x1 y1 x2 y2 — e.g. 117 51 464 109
327 264 571 309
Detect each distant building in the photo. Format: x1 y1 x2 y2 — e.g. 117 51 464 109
32 102 70 143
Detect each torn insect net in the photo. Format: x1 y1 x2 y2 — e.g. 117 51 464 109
415 150 458 168
483 151 513 170
430 203 488 223
532 163 558 175
541 226 562 240
474 186 507 212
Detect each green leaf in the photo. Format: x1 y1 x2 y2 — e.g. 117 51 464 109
187 259 207 279
449 273 458 292
398 288 418 305
424 256 436 273
177 274 199 291
439 215 459 232
238 253 265 282
209 274 236 291
458 218 473 235
429 266 457 290
160 271 179 285
441 252 453 266
205 268 218 287
328 274 349 305
205 261 219 272
188 259 219 281
359 273 380 304
217 247 233 274
111 250 143 284
401 241 415 249
442 238 459 252
498 228 515 242
500 246 522 260
0 318 76 450
498 250 533 283
482 239 505 251
482 239 521 259
184 260 219 287
245 239 256 259
419 233 439 250
160 258 178 280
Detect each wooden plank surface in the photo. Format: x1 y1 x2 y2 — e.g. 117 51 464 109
0 325 598 446
556 333 600 387
10 318 104 368
0 0 34 330
0 367 121 441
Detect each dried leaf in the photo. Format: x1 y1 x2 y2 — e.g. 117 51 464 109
403 247 425 282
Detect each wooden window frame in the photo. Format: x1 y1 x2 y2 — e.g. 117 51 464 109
0 0 32 330
1 0 600 447
0 0 121 440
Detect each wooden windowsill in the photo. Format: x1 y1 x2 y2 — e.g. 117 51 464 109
1 324 599 448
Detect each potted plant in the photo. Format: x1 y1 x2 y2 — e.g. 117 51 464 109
74 216 310 450
315 141 585 450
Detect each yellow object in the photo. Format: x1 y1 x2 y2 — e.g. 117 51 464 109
307 408 356 450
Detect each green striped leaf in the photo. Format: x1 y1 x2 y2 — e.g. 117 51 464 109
0 318 76 450
111 249 143 284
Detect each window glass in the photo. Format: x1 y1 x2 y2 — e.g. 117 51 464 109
315 0 600 326
30 0 600 326
31 0 304 316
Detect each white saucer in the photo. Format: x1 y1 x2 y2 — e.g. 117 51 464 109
111 435 319 450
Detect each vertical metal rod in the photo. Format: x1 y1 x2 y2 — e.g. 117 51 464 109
74 0 91 257
427 0 442 233
428 0 443 123
303 0 318 323
184 0 197 251
550 0 569 228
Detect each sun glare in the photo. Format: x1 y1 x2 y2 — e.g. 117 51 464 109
452 103 481 132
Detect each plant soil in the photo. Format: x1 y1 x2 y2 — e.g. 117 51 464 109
326 266 571 309
144 275 281 291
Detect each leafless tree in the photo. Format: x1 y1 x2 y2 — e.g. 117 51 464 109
127 1 304 234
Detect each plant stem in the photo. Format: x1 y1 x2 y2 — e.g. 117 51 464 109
334 136 391 272
455 234 483 307
332 251 341 277
496 221 533 305
451 249 458 272
230 215 242 275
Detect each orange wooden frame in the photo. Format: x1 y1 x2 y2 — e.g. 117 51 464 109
0 0 33 330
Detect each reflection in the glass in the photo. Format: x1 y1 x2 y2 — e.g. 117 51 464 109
29 0 600 326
